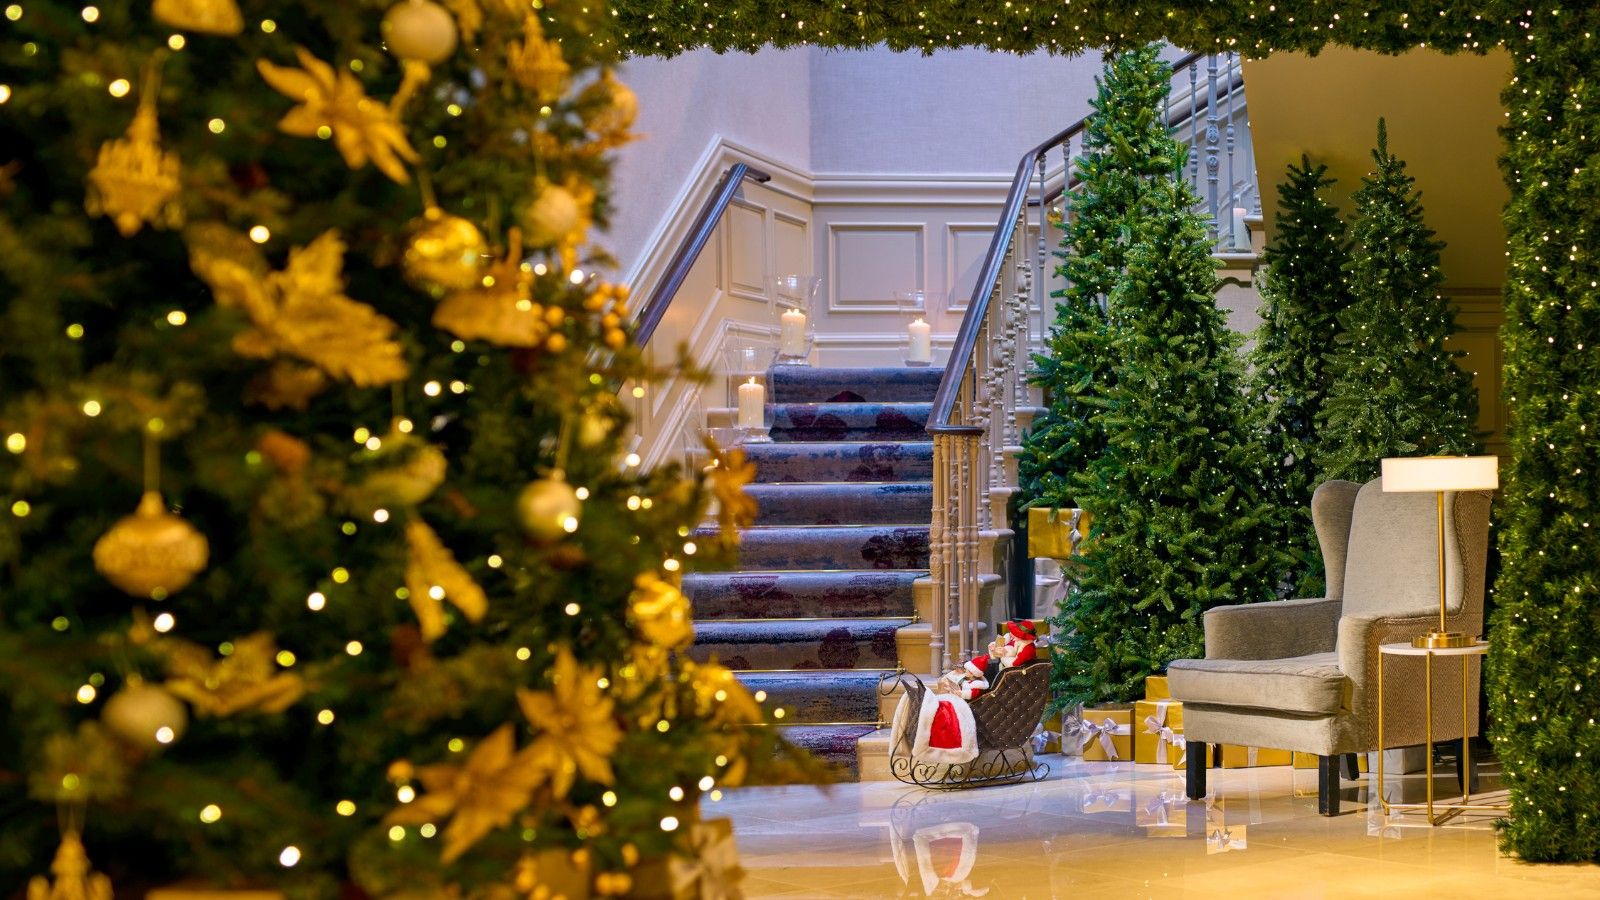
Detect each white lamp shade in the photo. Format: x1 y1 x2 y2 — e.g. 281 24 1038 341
1381 455 1500 492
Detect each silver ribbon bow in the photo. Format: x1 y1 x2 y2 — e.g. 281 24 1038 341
1141 790 1183 827
1079 715 1131 759
1141 700 1187 765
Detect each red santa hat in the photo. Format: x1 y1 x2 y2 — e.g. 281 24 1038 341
1006 619 1040 642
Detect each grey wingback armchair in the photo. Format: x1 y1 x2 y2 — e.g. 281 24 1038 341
1168 477 1493 815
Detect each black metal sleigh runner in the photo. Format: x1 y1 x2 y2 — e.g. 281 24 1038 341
879 659 1053 789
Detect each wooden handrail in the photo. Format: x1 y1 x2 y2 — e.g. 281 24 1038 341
634 163 771 347
927 51 1212 434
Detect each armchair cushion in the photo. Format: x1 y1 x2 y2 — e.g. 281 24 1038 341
1168 652 1347 716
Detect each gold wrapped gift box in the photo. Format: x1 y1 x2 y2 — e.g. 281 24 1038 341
1291 751 1368 771
1144 674 1170 700
1077 705 1133 761
1218 744 1292 768
1026 507 1091 559
1133 699 1191 767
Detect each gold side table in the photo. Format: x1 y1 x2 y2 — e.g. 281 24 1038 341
1376 640 1504 825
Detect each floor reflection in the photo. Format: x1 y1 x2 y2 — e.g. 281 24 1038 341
707 755 1600 898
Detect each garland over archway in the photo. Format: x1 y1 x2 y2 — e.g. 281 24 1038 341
612 2 1600 862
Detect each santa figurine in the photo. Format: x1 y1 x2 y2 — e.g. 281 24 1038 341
936 620 1040 700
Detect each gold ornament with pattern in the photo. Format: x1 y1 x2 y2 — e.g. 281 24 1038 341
152 0 243 35
92 491 209 600
258 47 419 183
25 831 112 900
403 206 488 293
433 228 547 347
85 71 182 238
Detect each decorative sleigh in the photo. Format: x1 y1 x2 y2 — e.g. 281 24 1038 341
878 659 1053 789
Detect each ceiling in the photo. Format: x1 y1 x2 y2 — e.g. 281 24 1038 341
1242 47 1511 290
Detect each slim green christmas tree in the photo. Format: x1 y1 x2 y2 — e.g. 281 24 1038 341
1247 157 1353 595
0 2 780 894
1316 120 1480 481
1049 73 1287 708
1019 45 1183 511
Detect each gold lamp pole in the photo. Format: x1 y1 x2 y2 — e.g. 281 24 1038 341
1381 456 1500 649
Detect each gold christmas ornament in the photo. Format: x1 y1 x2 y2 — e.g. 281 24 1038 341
520 180 579 248
630 573 693 650
516 472 581 541
433 229 546 347
85 78 183 238
579 70 638 147
385 723 545 864
382 0 459 65
25 831 112 900
402 207 487 293
152 0 243 35
506 14 570 103
92 491 209 600
257 47 419 183
357 438 448 508
100 680 188 750
163 632 306 717
517 649 621 799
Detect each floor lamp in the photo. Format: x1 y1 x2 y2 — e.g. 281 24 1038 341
1380 455 1500 649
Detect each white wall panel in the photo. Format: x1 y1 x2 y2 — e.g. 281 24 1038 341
827 224 926 313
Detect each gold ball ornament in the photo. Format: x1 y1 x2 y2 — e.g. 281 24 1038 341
101 681 188 750
516 472 581 541
93 492 209 600
403 208 488 293
381 0 459 65
153 0 244 35
521 182 580 248
579 70 639 141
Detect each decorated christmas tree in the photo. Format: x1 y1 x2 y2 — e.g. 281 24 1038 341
0 1 783 894
1247 157 1353 595
1018 45 1179 513
1316 120 1480 481
1051 64 1287 706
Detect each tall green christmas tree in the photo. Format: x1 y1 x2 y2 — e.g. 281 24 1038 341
1019 45 1182 511
0 2 782 895
1048 60 1287 707
1247 157 1353 595
1316 120 1480 481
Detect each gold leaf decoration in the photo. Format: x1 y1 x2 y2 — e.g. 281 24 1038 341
703 436 758 544
193 229 409 387
506 14 570 103
85 97 182 238
432 229 547 347
257 47 419 183
385 723 545 863
629 573 692 650
404 519 488 642
517 648 621 799
151 0 243 35
163 632 306 717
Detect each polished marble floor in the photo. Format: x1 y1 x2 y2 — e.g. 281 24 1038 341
704 755 1600 898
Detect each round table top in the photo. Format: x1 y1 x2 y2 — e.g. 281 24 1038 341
1379 640 1488 657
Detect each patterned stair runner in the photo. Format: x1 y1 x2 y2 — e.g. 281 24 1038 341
685 366 940 776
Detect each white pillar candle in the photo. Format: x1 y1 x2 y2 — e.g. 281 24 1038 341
737 376 765 428
779 308 808 357
1231 207 1250 251
907 317 932 364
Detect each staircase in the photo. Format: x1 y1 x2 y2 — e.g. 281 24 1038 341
686 366 940 777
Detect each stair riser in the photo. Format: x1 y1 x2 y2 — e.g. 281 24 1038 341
745 442 934 483
777 725 877 775
684 571 919 620
770 403 930 442
711 526 930 570
739 672 883 724
770 366 943 404
746 483 932 526
690 620 905 671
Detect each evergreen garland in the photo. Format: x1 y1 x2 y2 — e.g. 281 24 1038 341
1247 157 1353 596
1019 45 1179 512
1316 120 1480 482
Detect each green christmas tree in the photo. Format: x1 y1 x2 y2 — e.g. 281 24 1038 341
1047 57 1287 707
0 2 784 895
1019 45 1182 512
1316 120 1480 481
1247 157 1353 596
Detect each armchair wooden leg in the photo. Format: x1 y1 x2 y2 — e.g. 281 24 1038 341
1317 754 1341 816
1342 752 1361 780
1186 740 1208 801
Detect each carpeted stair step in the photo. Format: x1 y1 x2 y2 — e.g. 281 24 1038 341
745 482 932 526
739 671 885 724
770 402 931 442
776 724 879 775
684 571 920 620
769 366 943 404
689 617 909 670
703 525 930 570
742 441 934 484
